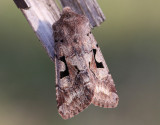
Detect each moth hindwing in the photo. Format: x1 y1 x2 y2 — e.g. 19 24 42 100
52 7 119 120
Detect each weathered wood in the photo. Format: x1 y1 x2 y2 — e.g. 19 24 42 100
59 0 106 27
13 0 31 9
13 0 106 60
13 0 61 60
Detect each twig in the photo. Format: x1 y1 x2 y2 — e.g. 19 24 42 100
13 0 60 60
13 0 105 61
60 0 106 27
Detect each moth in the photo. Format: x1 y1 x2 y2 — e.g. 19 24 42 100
52 7 119 120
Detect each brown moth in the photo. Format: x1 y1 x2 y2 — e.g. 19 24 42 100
52 7 119 120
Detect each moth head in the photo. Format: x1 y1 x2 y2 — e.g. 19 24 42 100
59 7 90 33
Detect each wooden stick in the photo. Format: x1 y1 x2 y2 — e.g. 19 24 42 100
13 0 105 61
60 0 106 27
13 0 61 60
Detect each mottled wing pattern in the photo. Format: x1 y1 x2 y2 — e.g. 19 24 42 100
55 56 94 119
88 34 119 108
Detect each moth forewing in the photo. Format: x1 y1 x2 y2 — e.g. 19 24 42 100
88 34 119 108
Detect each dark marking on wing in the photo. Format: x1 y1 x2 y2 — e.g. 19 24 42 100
96 44 99 48
93 49 104 68
74 38 77 42
55 39 58 42
60 56 69 78
74 66 80 74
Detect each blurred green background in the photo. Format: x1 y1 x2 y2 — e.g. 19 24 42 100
0 0 160 125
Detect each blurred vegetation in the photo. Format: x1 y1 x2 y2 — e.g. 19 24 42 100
0 0 160 125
